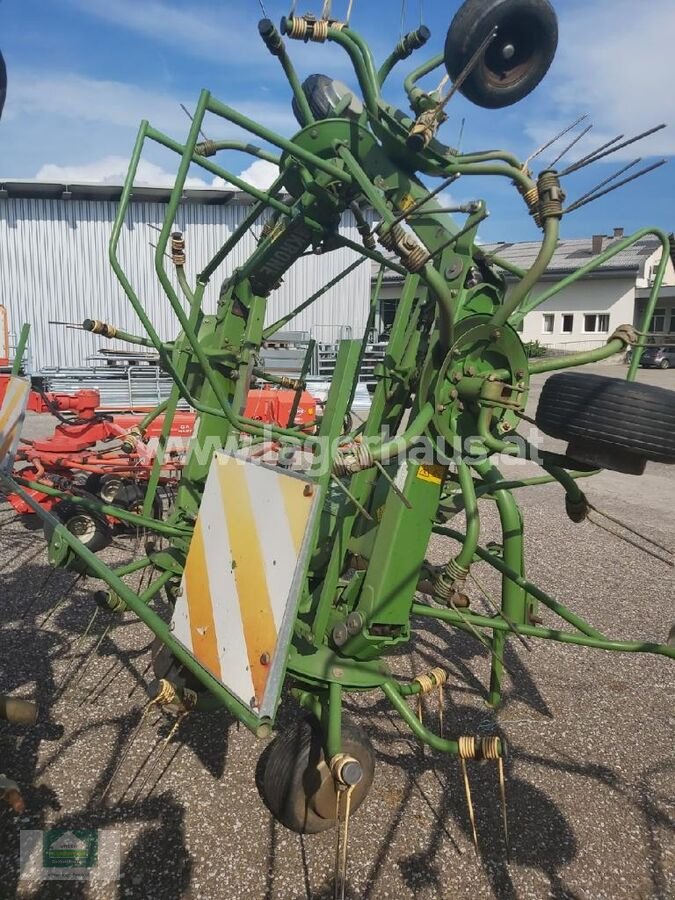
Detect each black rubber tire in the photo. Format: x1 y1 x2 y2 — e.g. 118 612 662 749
535 372 675 469
20 514 45 532
47 500 112 553
261 716 375 834
114 483 163 521
660 358 670 370
444 0 558 109
83 473 102 496
291 74 363 125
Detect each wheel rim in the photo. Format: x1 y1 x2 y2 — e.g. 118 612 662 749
99 477 123 503
482 20 539 90
307 759 344 820
67 514 98 545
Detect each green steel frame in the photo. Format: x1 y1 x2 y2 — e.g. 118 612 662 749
9 12 673 776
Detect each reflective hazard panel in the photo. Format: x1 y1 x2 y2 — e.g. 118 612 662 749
171 452 321 722
0 376 29 473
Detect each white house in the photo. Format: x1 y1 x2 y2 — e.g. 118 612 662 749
375 229 675 352
486 230 675 351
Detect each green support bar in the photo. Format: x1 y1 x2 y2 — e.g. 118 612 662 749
412 605 675 660
12 324 30 376
528 337 626 374
198 174 288 284
195 139 281 166
378 27 431 87
492 218 560 327
82 320 157 350
258 18 314 126
404 52 444 109
207 96 353 185
146 125 296 219
111 557 153 578
324 27 381 118
382 681 461 754
472 462 528 705
433 523 607 641
16 478 191 538
454 462 480 569
287 338 315 428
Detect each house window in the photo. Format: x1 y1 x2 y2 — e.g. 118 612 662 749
561 314 574 334
542 314 554 335
669 312 675 333
649 308 665 333
378 298 398 340
584 314 610 334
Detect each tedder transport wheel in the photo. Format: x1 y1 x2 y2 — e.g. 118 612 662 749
46 501 112 553
536 372 675 474
114 482 163 521
444 0 558 109
261 717 375 834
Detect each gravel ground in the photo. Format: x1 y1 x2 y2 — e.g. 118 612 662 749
0 364 673 900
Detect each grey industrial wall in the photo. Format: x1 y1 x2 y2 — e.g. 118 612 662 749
0 190 372 371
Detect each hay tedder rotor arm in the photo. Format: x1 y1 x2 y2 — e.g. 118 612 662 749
3 0 674 876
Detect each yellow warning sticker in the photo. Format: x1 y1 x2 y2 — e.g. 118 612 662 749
416 464 446 485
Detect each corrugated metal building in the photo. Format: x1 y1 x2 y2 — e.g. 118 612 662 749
0 181 372 372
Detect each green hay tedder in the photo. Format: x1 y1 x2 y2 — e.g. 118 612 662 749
2 0 674 891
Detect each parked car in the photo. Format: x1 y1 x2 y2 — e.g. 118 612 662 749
633 345 675 369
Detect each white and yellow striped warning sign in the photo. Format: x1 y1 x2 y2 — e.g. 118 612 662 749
0 376 29 473
171 452 321 720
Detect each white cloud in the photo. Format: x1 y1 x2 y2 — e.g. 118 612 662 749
7 69 295 137
7 71 188 133
438 191 457 208
527 0 675 160
33 155 280 194
65 0 267 66
35 156 210 188
1 67 296 180
213 159 279 192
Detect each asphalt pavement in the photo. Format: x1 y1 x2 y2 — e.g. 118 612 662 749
0 362 673 899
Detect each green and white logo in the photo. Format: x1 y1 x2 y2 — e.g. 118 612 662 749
21 828 119 883
42 830 98 870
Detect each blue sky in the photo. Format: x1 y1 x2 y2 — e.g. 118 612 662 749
1 0 673 242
